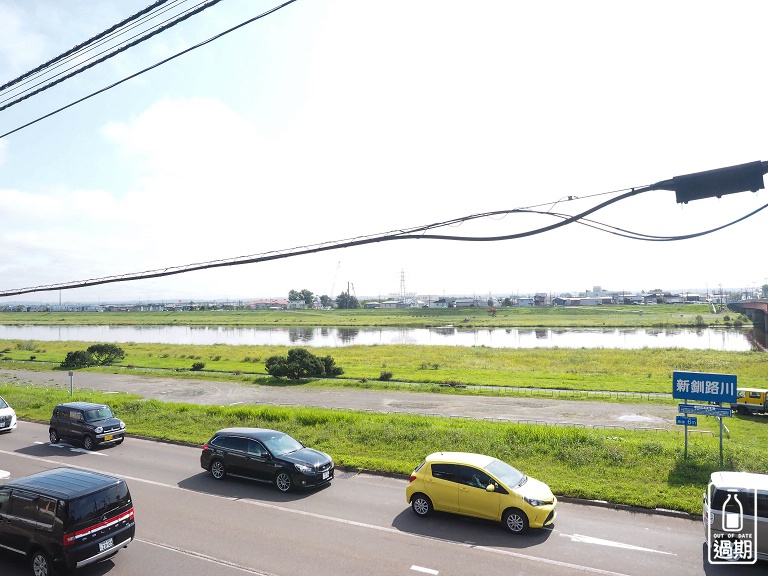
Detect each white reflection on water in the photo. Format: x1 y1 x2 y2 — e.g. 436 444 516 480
0 325 763 351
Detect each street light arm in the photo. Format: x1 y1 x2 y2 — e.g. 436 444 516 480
649 160 768 203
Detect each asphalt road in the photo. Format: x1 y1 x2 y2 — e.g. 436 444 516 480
1 421 761 576
1 368 677 429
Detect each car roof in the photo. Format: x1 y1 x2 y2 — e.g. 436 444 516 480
2 467 125 499
424 452 495 467
214 427 285 440
710 471 768 491
55 402 108 410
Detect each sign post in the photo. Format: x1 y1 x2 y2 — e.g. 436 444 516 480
672 371 736 465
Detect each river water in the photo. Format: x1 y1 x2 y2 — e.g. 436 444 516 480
0 325 765 351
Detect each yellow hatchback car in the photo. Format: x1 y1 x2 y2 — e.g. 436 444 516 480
406 452 557 533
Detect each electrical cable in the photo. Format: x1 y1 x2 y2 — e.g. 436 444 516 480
0 0 227 112
524 203 768 241
0 0 299 139
0 0 206 103
1 186 765 298
0 0 175 93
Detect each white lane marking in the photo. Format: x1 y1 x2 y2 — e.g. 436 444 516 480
560 533 676 555
34 441 106 456
0 448 634 576
0 469 10 479
137 538 276 575
411 566 439 575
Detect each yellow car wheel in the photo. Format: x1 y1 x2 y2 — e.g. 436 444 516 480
503 508 529 534
411 494 433 517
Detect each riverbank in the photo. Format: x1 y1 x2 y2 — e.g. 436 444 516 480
0 303 746 328
2 340 767 392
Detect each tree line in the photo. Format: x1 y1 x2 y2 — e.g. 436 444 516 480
289 288 359 309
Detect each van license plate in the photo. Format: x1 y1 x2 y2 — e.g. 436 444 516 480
104 435 113 441
99 538 114 553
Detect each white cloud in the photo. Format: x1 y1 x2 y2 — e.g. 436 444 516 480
2 0 768 302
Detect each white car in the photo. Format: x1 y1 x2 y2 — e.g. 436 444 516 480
0 395 17 432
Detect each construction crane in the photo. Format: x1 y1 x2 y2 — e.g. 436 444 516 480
330 261 341 299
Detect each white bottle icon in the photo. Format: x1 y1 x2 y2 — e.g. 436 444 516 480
723 492 743 532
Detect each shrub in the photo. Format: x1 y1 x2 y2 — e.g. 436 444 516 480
379 370 393 381
86 343 125 365
319 355 344 377
60 343 126 368
265 348 343 380
61 350 94 368
191 362 206 371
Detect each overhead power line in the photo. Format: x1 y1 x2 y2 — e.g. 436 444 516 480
0 0 212 105
1 161 766 298
0 0 299 138
0 0 175 93
0 0 228 112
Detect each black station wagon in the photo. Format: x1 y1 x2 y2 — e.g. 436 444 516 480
200 428 334 492
49 402 126 450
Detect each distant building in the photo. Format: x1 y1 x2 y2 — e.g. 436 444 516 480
534 293 548 306
246 298 290 310
454 297 486 308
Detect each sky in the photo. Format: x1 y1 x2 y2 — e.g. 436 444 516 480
1 0 767 304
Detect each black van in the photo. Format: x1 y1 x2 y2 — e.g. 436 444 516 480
0 468 136 575
49 402 126 450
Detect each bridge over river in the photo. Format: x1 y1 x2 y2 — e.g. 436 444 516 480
730 300 768 331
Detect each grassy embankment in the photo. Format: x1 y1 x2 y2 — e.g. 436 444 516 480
0 305 764 515
1 340 767 395
0 303 742 328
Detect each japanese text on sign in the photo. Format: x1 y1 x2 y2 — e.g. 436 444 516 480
672 371 737 403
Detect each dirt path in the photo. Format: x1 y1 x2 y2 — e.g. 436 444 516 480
1 368 678 430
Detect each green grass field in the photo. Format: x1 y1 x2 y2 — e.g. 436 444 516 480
0 303 744 328
2 340 767 393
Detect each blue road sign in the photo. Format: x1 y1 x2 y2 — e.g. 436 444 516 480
676 415 698 426
678 403 732 417
672 371 737 403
